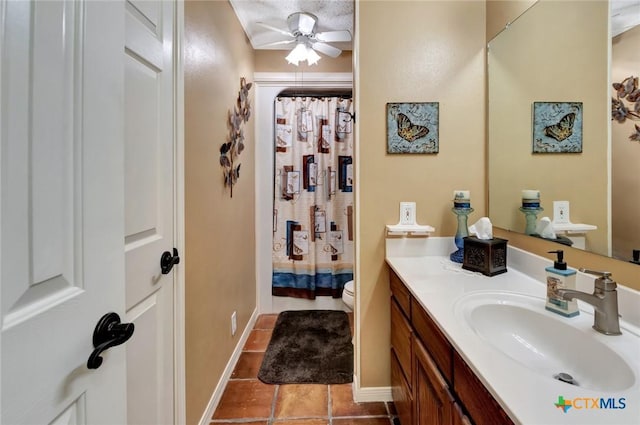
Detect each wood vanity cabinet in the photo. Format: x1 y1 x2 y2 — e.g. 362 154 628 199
390 272 414 425
390 269 513 425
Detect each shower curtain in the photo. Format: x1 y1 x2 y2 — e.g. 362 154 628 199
272 95 354 299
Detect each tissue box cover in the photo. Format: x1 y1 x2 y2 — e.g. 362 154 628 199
462 237 508 276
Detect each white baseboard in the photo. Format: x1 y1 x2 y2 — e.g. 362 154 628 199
198 308 259 425
352 375 393 403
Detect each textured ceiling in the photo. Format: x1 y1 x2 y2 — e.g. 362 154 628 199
611 0 640 37
229 0 354 50
229 0 638 52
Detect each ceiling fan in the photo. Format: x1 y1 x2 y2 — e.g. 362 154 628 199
256 12 352 63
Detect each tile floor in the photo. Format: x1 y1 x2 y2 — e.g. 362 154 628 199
211 313 399 425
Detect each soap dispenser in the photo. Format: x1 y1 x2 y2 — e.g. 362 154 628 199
545 250 579 317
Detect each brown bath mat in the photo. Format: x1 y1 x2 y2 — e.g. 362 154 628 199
257 310 353 384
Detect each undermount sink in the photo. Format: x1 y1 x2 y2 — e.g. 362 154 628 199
454 291 637 392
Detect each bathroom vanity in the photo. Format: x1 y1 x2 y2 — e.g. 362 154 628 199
390 268 511 425
386 237 640 425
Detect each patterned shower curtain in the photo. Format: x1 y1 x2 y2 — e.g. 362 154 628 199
272 95 354 299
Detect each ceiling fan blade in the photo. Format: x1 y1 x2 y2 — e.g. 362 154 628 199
315 30 352 43
311 42 342 58
256 22 293 37
255 39 296 48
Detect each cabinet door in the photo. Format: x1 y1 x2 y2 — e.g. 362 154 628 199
391 350 413 425
391 298 413 387
415 337 453 425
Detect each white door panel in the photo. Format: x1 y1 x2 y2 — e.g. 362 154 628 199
1 0 80 320
124 0 176 423
1 1 127 424
124 53 161 244
126 292 173 425
50 398 85 425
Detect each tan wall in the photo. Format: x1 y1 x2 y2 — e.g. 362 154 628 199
356 1 486 388
612 25 640 260
487 1 609 255
486 0 537 41
255 49 353 73
184 1 256 423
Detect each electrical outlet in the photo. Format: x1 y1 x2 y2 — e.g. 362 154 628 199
231 311 237 336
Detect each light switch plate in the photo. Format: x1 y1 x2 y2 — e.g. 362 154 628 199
399 202 416 225
553 201 570 224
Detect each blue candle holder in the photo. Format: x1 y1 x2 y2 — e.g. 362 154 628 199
450 207 474 263
519 207 544 235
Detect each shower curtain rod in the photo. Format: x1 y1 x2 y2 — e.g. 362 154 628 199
277 89 352 99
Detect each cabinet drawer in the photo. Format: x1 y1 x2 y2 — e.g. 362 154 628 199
453 351 514 425
414 337 454 425
390 269 411 318
391 298 413 387
391 349 413 425
411 297 453 384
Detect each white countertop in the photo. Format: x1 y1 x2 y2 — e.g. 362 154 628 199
385 237 640 425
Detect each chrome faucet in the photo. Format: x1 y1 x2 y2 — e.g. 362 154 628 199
557 269 622 335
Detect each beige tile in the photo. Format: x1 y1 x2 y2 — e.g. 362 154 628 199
274 384 329 418
231 351 264 380
330 384 388 417
212 380 275 420
255 314 279 330
243 329 273 351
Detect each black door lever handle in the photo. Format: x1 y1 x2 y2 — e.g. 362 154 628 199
160 248 180 274
87 312 134 369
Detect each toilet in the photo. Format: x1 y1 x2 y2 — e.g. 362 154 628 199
342 280 354 310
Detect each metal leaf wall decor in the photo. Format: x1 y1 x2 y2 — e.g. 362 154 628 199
220 77 252 197
611 75 640 142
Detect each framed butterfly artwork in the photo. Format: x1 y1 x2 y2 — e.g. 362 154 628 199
532 102 583 153
386 102 439 154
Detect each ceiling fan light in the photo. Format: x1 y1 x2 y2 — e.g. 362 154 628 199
285 42 307 65
285 42 322 66
306 47 321 65
285 54 299 66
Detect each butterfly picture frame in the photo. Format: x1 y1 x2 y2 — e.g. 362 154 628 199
532 102 583 153
386 102 439 154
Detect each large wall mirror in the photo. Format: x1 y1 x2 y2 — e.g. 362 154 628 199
488 0 640 263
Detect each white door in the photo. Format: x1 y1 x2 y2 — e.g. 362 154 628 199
123 1 176 424
1 1 128 424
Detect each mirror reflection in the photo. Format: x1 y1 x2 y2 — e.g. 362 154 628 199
611 1 640 261
488 0 640 261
